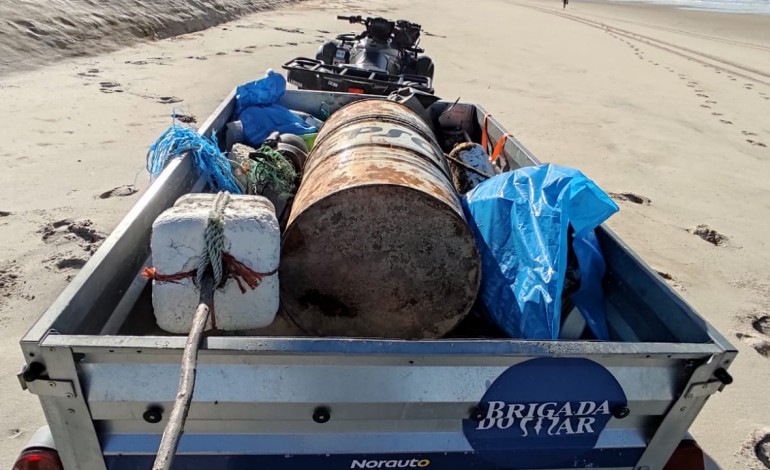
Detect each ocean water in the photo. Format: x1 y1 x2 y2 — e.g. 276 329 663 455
0 0 302 76
609 0 770 14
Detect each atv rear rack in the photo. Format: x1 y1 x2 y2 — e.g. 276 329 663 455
283 57 434 95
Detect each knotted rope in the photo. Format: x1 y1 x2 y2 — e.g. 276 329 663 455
143 191 278 330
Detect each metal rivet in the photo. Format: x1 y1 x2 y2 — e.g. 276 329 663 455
312 406 331 424
143 406 164 424
65 393 74 398
469 406 486 422
612 407 630 419
49 348 56 352
48 382 56 388
680 406 687 412
67 409 75 414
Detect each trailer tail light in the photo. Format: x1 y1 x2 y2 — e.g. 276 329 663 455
348 87 365 94
13 448 63 470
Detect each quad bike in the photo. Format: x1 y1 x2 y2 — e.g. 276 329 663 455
282 15 436 95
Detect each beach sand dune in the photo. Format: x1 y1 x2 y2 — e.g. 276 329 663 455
0 0 305 75
1 0 770 468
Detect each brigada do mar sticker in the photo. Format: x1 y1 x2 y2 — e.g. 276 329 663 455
462 357 628 469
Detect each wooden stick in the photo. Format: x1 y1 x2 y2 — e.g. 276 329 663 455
152 274 214 470
444 153 495 179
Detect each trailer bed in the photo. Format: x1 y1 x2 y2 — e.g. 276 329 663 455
19 90 737 470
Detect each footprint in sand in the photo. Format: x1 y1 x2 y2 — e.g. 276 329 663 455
608 192 651 205
174 114 197 124
753 316 770 336
157 96 183 104
688 224 728 246
687 84 695 88
696 93 709 98
655 270 685 291
712 112 724 116
742 131 758 136
215 52 227 56
736 313 770 360
720 119 733 124
736 332 770 358
98 185 138 199
55 257 87 270
706 100 717 104
0 211 10 217
195 56 207 60
747 139 767 147
77 68 100 78
755 434 770 468
99 81 123 93
274 26 304 34
701 104 711 109
39 219 105 253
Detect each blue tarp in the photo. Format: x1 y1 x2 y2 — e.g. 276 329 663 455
462 164 619 340
234 70 316 147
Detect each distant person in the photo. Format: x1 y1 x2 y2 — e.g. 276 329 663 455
563 0 569 8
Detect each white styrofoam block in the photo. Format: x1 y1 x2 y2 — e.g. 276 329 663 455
150 194 280 333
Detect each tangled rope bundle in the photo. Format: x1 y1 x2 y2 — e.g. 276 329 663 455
146 126 243 194
246 145 297 196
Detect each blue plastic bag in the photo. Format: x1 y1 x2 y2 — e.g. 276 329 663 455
234 70 316 147
462 164 618 340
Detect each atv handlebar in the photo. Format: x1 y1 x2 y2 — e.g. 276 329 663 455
337 15 364 23
336 15 421 30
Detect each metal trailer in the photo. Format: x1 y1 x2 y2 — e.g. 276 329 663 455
16 89 737 470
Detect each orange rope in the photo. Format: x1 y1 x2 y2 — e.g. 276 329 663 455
142 267 196 283
480 113 492 152
490 133 513 163
142 254 277 330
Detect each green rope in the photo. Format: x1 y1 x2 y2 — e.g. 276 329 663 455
247 146 297 196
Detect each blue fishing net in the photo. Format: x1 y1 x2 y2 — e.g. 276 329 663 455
146 125 242 194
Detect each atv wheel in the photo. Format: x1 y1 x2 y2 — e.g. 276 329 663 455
415 55 435 79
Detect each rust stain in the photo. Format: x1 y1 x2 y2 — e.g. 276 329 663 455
282 99 480 339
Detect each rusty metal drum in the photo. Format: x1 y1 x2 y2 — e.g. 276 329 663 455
280 99 481 339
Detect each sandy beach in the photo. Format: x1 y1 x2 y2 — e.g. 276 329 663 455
1 0 770 467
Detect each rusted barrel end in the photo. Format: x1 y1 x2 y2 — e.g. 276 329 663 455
280 100 481 339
